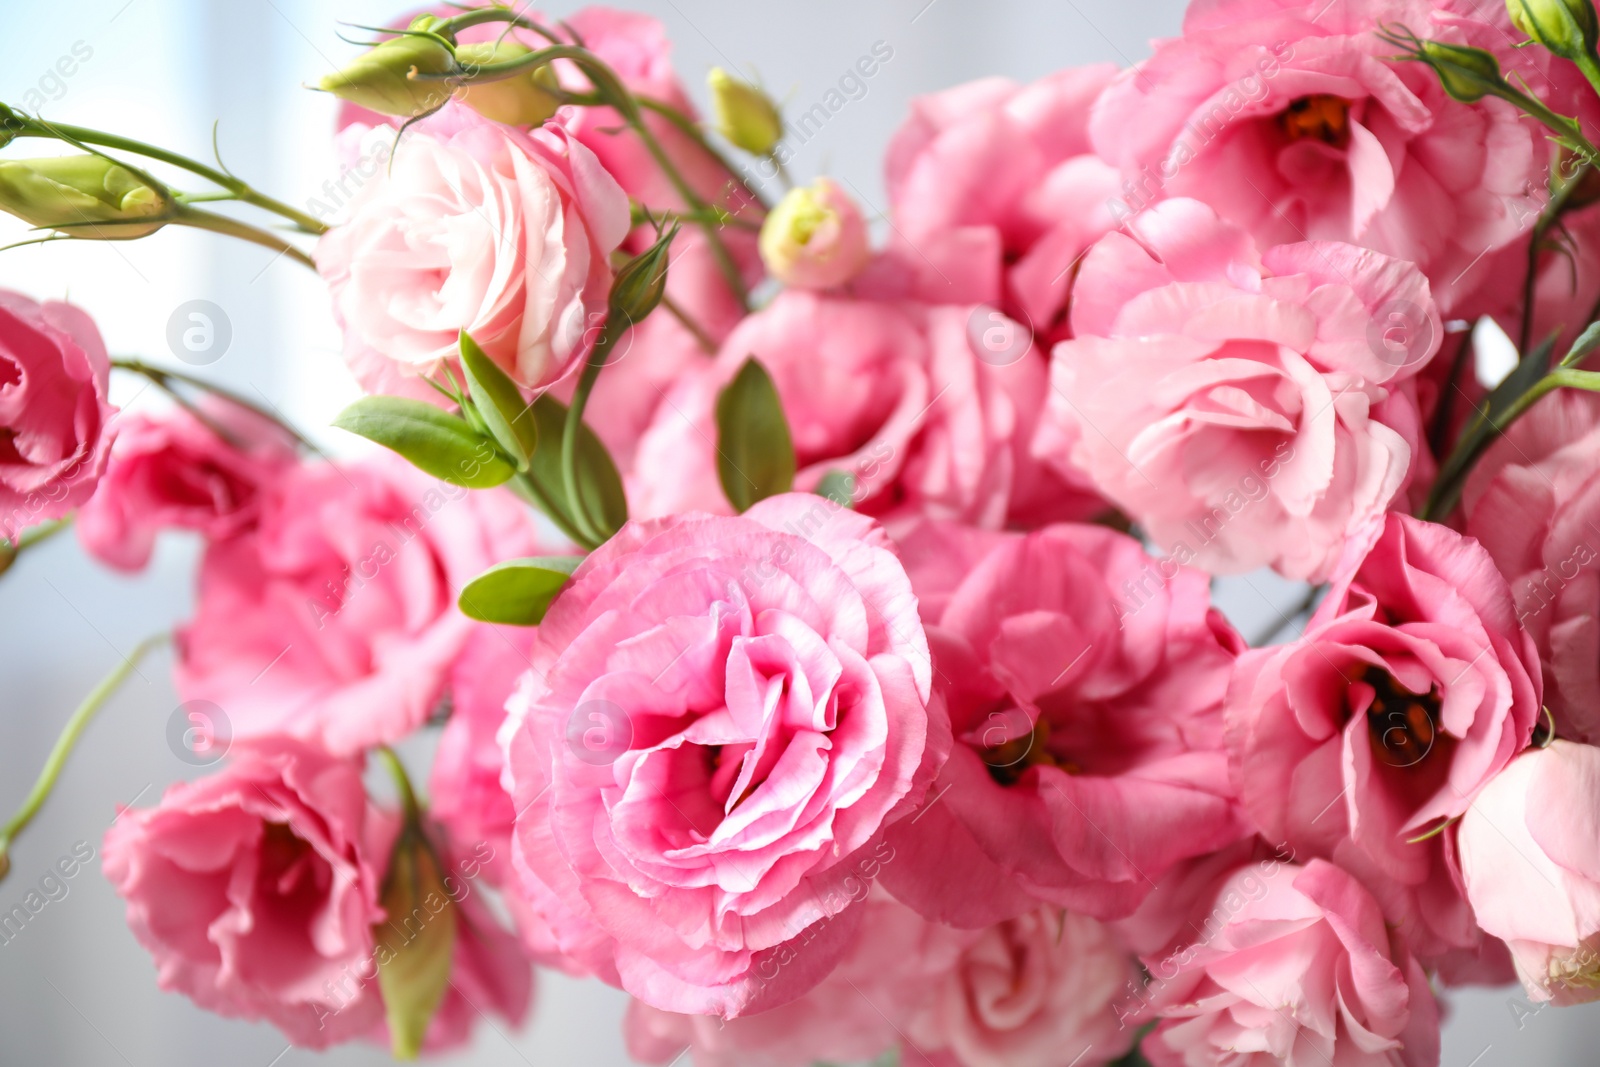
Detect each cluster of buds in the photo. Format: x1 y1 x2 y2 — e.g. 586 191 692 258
317 14 560 127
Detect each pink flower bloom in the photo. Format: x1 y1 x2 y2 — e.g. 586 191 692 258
1458 740 1600 1005
1466 390 1600 743
317 104 629 396
1140 859 1440 1067
1089 0 1542 313
175 454 541 755
881 520 1248 926
1226 512 1542 966
502 494 947 1016
625 891 970 1067
101 739 395 1047
905 908 1138 1067
76 405 298 571
632 290 1105 529
1038 199 1435 581
0 290 115 539
873 67 1124 346
760 178 872 291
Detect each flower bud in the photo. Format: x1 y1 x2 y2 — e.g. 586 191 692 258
318 23 456 119
759 177 871 290
707 68 782 156
0 155 165 238
609 227 677 325
453 41 562 126
1508 0 1599 60
1413 40 1513 103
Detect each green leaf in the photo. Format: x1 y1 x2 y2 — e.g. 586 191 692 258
814 470 856 507
334 396 514 489
715 357 795 512
458 330 537 470
374 834 457 1060
1562 320 1600 368
527 395 628 543
457 555 584 625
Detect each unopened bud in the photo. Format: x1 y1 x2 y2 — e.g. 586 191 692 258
1509 0 1599 60
318 21 456 119
609 228 676 324
1414 40 1512 103
454 42 562 126
708 68 782 156
759 177 870 290
0 155 165 238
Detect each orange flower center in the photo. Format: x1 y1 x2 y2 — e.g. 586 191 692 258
1280 95 1352 148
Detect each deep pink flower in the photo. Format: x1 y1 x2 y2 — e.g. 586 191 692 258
1139 859 1440 1067
502 494 946 1016
101 739 395 1047
76 405 297 571
317 104 629 396
175 454 541 755
881 520 1248 926
0 290 115 539
1225 512 1541 966
1089 0 1542 313
1038 198 1436 581
632 289 1105 529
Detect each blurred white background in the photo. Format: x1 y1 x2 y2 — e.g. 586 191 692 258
0 0 1592 1063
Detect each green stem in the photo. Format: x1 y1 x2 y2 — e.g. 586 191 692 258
1424 366 1600 520
1521 161 1589 354
0 515 74 578
507 471 593 549
0 110 327 234
1576 52 1600 105
111 358 317 451
636 96 771 213
561 339 611 548
0 633 169 880
1496 85 1600 164
375 745 422 824
662 293 718 354
171 205 317 271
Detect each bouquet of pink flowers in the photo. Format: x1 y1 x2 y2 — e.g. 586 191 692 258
9 0 1600 1063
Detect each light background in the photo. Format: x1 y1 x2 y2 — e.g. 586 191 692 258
0 0 1589 1063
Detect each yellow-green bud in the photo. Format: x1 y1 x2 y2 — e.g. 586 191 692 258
1508 0 1599 60
454 42 562 126
0 155 165 239
319 27 456 119
1415 40 1511 103
708 68 782 156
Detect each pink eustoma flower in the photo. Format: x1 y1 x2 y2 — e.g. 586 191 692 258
1225 512 1541 968
502 494 947 1017
880 520 1248 927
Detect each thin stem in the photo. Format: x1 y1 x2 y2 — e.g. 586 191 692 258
111 358 317 451
172 206 317 271
375 745 422 824
561 340 611 548
0 515 73 578
0 110 327 234
1427 330 1475 456
662 293 718 354
1522 161 1589 354
636 96 772 213
0 633 169 879
1576 52 1600 105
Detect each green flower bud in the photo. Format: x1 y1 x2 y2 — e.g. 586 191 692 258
708 68 782 156
318 25 456 119
454 41 562 126
1508 0 1599 60
609 228 676 325
1414 40 1512 103
0 154 165 238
